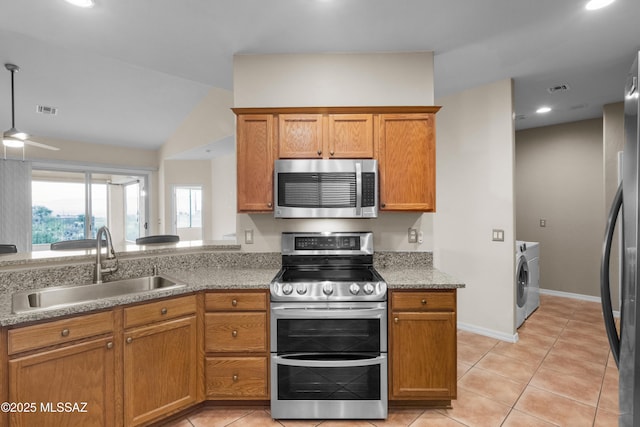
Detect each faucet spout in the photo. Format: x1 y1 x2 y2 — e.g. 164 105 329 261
95 226 118 284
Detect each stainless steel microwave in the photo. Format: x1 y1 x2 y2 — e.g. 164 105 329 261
274 159 378 218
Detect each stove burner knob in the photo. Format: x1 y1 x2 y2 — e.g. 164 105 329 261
322 283 334 295
349 283 360 295
296 284 307 295
282 284 294 295
363 283 375 295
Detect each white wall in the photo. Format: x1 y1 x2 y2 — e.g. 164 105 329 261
434 79 516 341
233 52 436 252
211 153 237 240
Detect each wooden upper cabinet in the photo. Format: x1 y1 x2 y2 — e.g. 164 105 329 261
278 113 374 159
236 114 276 212
378 113 436 211
278 114 324 158
327 114 374 158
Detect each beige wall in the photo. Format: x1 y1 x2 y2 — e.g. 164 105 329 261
434 79 516 340
515 119 604 298
211 153 237 240
160 87 235 160
233 52 434 108
232 52 436 252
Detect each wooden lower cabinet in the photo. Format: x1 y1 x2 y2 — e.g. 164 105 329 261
389 289 457 403
204 290 270 400
8 336 116 427
123 302 198 426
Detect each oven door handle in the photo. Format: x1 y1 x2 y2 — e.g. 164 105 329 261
273 353 386 368
270 306 386 319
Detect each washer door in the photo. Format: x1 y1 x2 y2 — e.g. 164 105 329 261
516 255 529 308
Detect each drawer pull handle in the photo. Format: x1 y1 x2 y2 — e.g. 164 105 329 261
394 317 399 323
421 299 427 305
126 337 133 344
160 307 168 315
233 375 238 382
106 341 113 349
330 151 334 156
232 330 238 338
61 328 70 337
231 299 238 307
317 150 322 156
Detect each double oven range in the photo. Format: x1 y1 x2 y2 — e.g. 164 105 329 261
270 232 388 420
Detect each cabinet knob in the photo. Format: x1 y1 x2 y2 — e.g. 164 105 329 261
106 341 113 349
61 328 70 337
126 337 133 344
232 330 238 338
232 375 239 382
317 150 322 156
267 202 273 208
231 299 238 307
381 203 386 208
421 299 427 305
330 151 334 156
160 307 168 315
394 317 399 323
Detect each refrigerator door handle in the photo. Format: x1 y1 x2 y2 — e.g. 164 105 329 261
601 181 622 368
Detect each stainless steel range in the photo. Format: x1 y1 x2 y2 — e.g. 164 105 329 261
270 231 388 420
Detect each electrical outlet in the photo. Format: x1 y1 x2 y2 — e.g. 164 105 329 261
492 229 505 242
540 219 546 227
244 229 254 244
408 228 418 243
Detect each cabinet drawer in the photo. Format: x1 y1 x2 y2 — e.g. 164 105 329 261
205 356 268 399
205 291 267 311
8 311 114 355
124 295 196 329
391 290 455 311
205 313 267 352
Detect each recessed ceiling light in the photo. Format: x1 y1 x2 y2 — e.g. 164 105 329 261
64 0 95 8
536 106 552 114
585 0 615 11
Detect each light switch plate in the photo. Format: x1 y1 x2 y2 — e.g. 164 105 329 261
492 229 505 242
244 229 254 244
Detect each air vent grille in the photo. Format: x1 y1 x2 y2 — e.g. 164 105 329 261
36 105 58 115
547 84 570 94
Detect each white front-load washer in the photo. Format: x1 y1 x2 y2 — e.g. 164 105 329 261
523 242 540 318
515 240 529 328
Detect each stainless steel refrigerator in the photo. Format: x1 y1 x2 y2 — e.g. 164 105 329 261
602 50 640 426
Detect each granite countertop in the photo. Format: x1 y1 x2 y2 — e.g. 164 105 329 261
0 265 463 327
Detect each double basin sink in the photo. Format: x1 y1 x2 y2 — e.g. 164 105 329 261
12 275 187 314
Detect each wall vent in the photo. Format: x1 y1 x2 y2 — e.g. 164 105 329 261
547 84 570 94
36 105 58 115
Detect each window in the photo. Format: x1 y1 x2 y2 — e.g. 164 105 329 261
173 186 202 241
31 168 149 248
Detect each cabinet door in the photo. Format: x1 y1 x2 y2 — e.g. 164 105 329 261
237 114 275 212
123 316 197 427
389 311 456 400
9 336 116 427
205 356 268 399
278 114 323 158
378 114 436 211
327 114 374 158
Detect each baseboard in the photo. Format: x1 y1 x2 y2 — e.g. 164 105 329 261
457 321 518 343
540 288 620 318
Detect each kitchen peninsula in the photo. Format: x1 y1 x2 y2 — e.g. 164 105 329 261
0 245 463 426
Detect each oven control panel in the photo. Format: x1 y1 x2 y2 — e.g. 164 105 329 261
281 232 373 256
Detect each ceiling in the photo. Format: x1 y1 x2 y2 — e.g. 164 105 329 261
1 0 639 155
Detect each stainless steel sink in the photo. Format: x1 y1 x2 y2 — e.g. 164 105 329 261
12 275 187 313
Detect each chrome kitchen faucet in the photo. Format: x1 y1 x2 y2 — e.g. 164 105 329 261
94 226 118 284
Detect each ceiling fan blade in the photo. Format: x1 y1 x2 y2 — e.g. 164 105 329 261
24 139 60 151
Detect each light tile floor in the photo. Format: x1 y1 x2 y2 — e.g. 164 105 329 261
163 294 619 427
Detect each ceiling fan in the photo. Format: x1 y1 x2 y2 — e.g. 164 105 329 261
3 63 60 151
